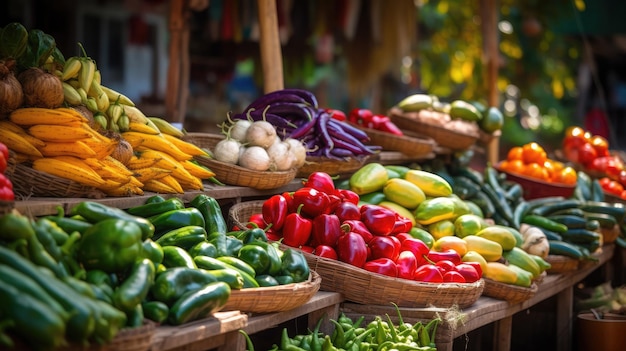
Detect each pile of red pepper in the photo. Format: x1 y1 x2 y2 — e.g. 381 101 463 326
0 142 14 201
327 108 403 136
245 172 481 284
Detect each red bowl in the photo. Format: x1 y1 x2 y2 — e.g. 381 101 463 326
495 163 576 200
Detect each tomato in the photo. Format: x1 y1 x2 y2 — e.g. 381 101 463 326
577 142 598 166
563 126 590 148
590 135 610 157
554 166 577 185
522 142 547 165
618 170 626 188
507 146 524 161
523 162 549 181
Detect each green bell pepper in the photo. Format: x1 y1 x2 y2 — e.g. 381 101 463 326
150 266 218 305
76 219 143 273
141 239 164 265
127 197 185 218
142 300 169 324
149 208 206 239
162 246 197 269
70 201 155 240
280 248 310 283
155 225 207 250
0 212 34 240
237 244 270 276
168 281 231 326
112 258 156 313
244 241 282 276
188 241 218 258
188 194 227 236
207 232 242 257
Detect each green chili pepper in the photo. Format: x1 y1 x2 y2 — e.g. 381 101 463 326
127 197 185 218
162 246 197 269
113 258 156 312
149 208 206 239
0 212 34 240
188 241 218 258
189 194 227 236
70 201 155 240
150 266 218 305
155 225 207 250
141 238 164 265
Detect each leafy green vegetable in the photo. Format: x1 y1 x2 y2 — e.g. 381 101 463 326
0 22 28 59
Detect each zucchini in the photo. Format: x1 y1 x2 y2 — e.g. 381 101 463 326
560 228 602 244
581 201 626 221
583 212 617 229
530 199 582 217
548 240 584 260
539 228 563 241
549 208 586 217
546 214 587 229
522 214 568 233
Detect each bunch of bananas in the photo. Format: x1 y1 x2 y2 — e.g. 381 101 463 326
0 107 216 196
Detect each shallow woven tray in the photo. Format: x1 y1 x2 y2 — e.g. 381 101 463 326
388 107 479 150
227 200 266 230
6 161 105 199
349 122 435 157
482 279 539 304
296 155 372 178
182 133 297 190
495 163 576 200
545 254 579 274
305 253 484 308
222 271 321 313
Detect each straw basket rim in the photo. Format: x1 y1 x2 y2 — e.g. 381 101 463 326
482 279 539 304
227 200 266 230
56 320 156 351
347 122 436 157
296 155 371 178
388 108 479 150
221 271 322 313
182 132 298 190
545 254 580 274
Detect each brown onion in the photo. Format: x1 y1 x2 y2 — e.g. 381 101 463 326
18 67 64 109
0 61 24 116
111 137 133 166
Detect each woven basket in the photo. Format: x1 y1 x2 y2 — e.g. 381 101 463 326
227 200 266 230
0 201 14 215
296 155 370 178
222 271 321 313
6 161 106 199
305 253 483 308
545 254 579 274
495 163 576 200
182 133 297 190
349 122 435 157
388 108 479 151
482 279 538 304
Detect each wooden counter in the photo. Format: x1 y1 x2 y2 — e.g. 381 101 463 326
341 244 615 351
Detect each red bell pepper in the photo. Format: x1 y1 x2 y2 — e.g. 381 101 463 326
303 171 336 194
334 201 361 222
455 263 481 283
390 214 413 235
262 194 288 231
396 250 418 280
363 258 398 278
442 270 466 283
368 236 400 261
399 238 430 265
282 191 295 213
377 116 403 136
326 108 347 121
341 220 374 244
265 229 282 242
0 174 14 201
292 187 330 218
312 213 343 248
281 204 313 248
336 232 368 268
360 204 396 236
348 108 373 125
414 264 444 283
314 244 338 260
246 213 267 230
435 260 457 274
366 114 387 129
327 193 342 214
426 249 462 265
300 245 315 254
337 189 360 205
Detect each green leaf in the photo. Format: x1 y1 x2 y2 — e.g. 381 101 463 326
0 22 28 59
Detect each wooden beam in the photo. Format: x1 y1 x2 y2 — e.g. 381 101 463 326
257 0 284 93
481 0 500 164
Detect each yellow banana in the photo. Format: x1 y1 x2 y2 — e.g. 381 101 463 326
10 107 85 126
181 160 215 179
122 105 160 132
55 107 90 122
62 82 82 105
51 156 103 179
61 57 82 81
128 122 161 135
162 134 208 157
123 132 192 161
139 149 196 182
38 141 98 159
126 153 163 170
102 182 144 197
101 156 134 176
174 173 204 191
142 178 179 194
158 174 184 193
101 85 135 106
132 167 171 183
148 117 184 138
28 125 92 142
0 121 46 148
32 157 105 187
0 128 44 158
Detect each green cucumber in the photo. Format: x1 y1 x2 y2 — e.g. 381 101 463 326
548 240 584 260
546 214 587 229
530 199 582 217
583 212 617 229
560 229 602 244
522 214 568 233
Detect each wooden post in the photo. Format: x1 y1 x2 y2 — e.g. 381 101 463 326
481 0 500 165
257 0 284 93
165 0 188 125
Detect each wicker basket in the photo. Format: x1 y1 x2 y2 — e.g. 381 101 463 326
494 163 576 200
6 161 106 199
545 254 579 274
296 155 371 178
227 200 266 230
305 253 484 308
482 279 539 304
349 122 436 158
388 108 479 151
182 133 298 190
222 271 321 313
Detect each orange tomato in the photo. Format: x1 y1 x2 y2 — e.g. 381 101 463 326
503 159 525 175
554 166 577 185
590 135 610 157
507 146 524 161
523 162 549 180
522 142 547 165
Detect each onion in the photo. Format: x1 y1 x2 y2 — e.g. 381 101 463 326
267 140 293 171
0 61 24 116
239 146 271 171
229 119 251 142
245 120 277 148
213 138 241 164
111 137 134 165
18 67 64 108
285 138 307 168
